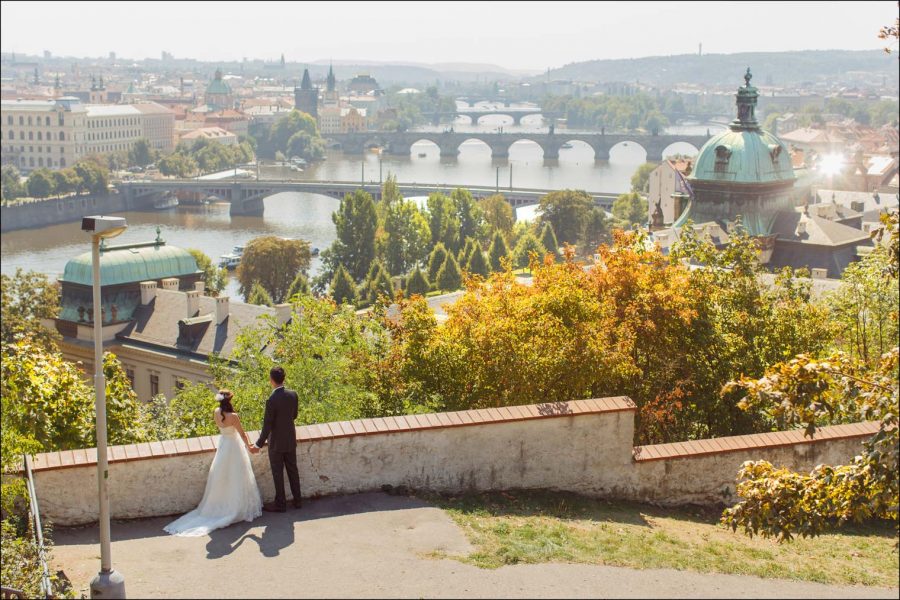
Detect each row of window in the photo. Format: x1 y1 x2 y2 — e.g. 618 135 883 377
7 115 54 126
6 130 66 141
18 156 66 167
89 117 139 128
126 368 188 397
88 129 139 141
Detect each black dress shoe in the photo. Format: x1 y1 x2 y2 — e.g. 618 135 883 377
293 500 303 509
263 502 286 513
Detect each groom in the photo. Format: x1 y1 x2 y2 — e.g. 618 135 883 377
251 366 302 512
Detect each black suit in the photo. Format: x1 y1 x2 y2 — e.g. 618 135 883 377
255 386 301 509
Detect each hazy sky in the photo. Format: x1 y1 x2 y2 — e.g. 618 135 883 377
1 1 896 71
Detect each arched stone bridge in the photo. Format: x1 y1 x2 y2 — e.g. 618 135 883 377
326 131 711 161
118 179 619 216
431 108 562 126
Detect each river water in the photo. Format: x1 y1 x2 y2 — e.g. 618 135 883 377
1 114 723 298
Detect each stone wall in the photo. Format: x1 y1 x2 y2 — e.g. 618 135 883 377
22 398 878 526
0 191 152 232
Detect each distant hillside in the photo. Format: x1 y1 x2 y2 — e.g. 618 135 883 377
537 50 899 87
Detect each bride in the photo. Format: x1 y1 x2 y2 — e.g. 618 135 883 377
164 389 263 537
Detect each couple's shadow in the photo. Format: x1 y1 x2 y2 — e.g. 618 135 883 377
205 511 300 559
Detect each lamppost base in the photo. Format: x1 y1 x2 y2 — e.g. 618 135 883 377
90 569 126 599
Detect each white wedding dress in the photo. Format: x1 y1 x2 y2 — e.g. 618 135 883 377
164 424 262 537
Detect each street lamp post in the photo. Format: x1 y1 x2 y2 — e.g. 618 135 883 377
82 216 128 600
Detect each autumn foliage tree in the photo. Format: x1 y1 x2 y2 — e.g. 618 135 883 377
237 235 312 303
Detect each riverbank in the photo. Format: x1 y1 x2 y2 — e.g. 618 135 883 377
0 191 157 232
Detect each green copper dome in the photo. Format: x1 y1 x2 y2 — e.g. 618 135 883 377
60 242 201 287
206 69 232 96
689 68 794 185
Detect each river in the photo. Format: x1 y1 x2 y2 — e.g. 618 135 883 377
1 114 724 298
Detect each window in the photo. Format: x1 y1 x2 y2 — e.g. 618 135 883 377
19 131 23 140
28 132 33 140
60 158 66 167
126 368 135 389
6 130 10 140
59 131 64 141
37 158 43 166
6 116 10 125
150 373 159 396
37 132 42 141
45 116 50 126
18 116 23 125
174 377 185 392
27 117 32 126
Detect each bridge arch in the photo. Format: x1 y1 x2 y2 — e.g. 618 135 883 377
660 141 701 160
409 138 442 158
556 139 596 161
456 137 493 159
507 138 547 160
609 140 648 163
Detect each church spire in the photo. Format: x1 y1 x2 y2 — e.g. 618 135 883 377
327 63 335 93
300 68 312 90
730 67 760 132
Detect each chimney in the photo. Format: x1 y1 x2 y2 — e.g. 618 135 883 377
274 303 292 325
811 268 828 279
140 281 158 305
161 277 179 291
186 290 200 318
215 296 230 325
194 281 206 294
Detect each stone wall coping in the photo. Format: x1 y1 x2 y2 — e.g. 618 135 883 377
633 421 880 462
24 396 636 472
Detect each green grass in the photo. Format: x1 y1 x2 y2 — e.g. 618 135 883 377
421 490 899 587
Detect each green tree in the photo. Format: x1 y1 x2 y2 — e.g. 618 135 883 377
330 264 358 305
435 253 463 291
426 192 461 252
540 223 559 259
465 245 489 278
630 162 657 194
612 192 648 228
427 242 449 282
488 230 511 272
405 266 430 296
384 198 431 276
1 165 25 201
512 230 548 269
128 138 157 167
26 169 53 199
1 269 60 348
187 248 227 295
247 281 274 306
451 187 482 243
582 207 610 252
269 110 320 155
457 237 477 266
479 194 515 238
74 160 109 195
158 153 197 178
327 189 379 282
237 236 312 303
286 272 310 301
50 168 79 198
537 189 594 246
722 348 898 543
363 259 394 305
286 130 325 162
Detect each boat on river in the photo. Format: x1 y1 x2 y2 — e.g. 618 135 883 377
218 245 245 270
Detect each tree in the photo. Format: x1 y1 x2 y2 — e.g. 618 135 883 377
187 248 227 295
384 198 431 276
327 190 378 282
246 281 274 306
721 348 898 543
427 242 448 282
435 253 462 291
479 194 515 238
630 162 657 194
330 264 358 305
237 236 312 303
286 272 310 301
286 130 325 162
128 138 156 168
465 246 489 278
426 192 460 253
582 207 610 252
0 269 60 349
26 169 53 199
158 153 198 178
50 168 79 198
363 260 394 305
540 223 559 259
537 189 594 246
488 230 511 272
457 237 477 266
1 165 25 201
380 173 403 210
405 267 430 297
269 110 320 155
512 230 548 269
612 192 648 228
451 187 482 243
73 160 109 195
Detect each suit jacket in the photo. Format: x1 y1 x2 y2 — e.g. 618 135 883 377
255 386 299 453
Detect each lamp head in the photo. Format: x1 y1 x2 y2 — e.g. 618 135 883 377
82 216 127 240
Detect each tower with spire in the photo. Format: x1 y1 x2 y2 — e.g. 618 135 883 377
293 67 318 119
89 73 108 104
323 63 339 106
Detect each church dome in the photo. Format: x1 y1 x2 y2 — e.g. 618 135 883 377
60 239 201 287
689 68 794 186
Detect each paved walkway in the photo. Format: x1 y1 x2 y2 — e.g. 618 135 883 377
52 492 897 599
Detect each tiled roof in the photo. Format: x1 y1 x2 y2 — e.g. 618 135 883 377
771 211 871 246
116 289 275 360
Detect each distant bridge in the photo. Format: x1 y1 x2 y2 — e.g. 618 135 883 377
431 108 562 126
326 131 710 161
118 179 620 216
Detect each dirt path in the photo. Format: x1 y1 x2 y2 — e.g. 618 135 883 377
52 492 897 599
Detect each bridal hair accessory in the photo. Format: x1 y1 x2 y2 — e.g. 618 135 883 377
215 393 225 401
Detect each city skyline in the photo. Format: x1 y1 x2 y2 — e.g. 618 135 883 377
1 1 897 72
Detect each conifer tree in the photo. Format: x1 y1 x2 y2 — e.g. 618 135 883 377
286 271 310 301
465 245 489 278
540 222 560 260
488 230 511 272
427 242 448 282
330 264 358 305
247 281 274 306
405 266 430 297
513 230 548 269
436 253 463 291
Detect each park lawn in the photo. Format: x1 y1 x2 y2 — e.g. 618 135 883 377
424 490 899 588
